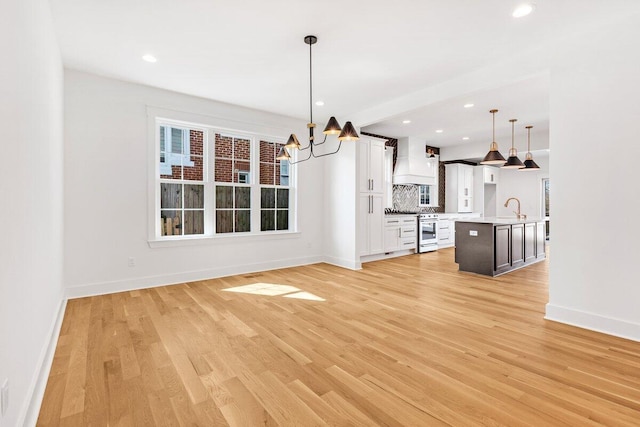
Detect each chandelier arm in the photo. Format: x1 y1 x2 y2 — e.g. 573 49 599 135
288 147 313 165
311 134 329 147
310 140 342 158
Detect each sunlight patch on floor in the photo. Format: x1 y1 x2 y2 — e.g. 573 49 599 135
222 283 325 301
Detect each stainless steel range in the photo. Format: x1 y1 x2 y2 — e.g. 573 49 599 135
418 213 439 253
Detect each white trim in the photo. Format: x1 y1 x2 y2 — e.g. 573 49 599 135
19 298 67 427
545 303 640 342
65 256 324 299
148 230 302 248
322 256 362 271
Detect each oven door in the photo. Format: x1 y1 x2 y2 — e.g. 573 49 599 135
419 220 438 252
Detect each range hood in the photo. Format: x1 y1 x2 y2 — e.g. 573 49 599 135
393 137 437 185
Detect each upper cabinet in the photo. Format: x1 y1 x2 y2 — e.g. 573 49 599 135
359 136 386 195
482 166 499 185
445 163 474 213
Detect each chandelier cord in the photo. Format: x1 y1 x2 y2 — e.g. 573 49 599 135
309 39 313 126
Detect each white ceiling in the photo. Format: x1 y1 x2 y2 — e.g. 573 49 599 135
51 0 640 152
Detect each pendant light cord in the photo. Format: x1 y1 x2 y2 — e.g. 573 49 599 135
512 121 515 149
493 111 496 141
309 40 313 124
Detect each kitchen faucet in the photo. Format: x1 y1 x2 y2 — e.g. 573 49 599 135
504 197 527 220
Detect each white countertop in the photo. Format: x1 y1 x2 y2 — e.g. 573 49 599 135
457 216 545 224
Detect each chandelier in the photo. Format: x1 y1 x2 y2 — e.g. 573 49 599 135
276 35 359 164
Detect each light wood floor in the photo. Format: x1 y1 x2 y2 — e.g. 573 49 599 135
38 248 640 426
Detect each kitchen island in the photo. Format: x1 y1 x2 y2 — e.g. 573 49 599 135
455 217 546 276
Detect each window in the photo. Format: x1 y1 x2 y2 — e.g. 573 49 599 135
154 117 293 240
159 127 204 236
259 140 289 231
214 134 252 233
419 185 432 206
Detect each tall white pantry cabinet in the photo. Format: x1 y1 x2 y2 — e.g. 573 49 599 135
358 136 386 256
445 163 474 213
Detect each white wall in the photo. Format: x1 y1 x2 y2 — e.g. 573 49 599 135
63 71 325 297
546 14 640 340
322 141 359 269
0 0 65 425
497 157 549 218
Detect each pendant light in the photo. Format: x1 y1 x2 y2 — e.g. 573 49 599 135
276 35 359 163
502 118 525 169
520 125 540 171
480 109 506 165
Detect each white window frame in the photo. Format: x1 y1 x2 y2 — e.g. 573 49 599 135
419 184 432 207
147 109 297 245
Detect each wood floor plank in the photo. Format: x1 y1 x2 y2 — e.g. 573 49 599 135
38 248 640 426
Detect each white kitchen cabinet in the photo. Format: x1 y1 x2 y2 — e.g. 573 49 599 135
445 163 474 213
359 136 387 257
473 166 499 217
359 194 384 256
384 216 417 252
358 137 385 195
437 219 455 248
483 166 499 184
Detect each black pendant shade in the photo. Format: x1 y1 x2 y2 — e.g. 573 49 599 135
501 118 524 169
284 134 301 149
481 109 507 165
276 145 291 161
323 116 342 135
520 125 540 171
338 121 359 141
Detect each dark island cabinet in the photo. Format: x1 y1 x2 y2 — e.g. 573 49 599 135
524 222 536 262
455 220 547 277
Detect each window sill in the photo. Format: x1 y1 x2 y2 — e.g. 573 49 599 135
148 230 302 248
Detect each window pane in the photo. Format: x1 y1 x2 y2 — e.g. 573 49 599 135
184 184 204 209
190 130 203 156
184 155 203 181
216 210 233 233
276 210 289 231
235 210 250 232
161 183 182 209
236 187 251 209
160 210 182 236
215 134 233 158
277 188 289 209
215 158 232 182
259 140 274 162
235 138 250 160
261 210 275 231
216 186 233 208
260 162 274 185
160 163 182 180
184 210 204 235
261 188 275 208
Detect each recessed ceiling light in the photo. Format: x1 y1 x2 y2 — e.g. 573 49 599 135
513 3 534 18
315 100 325 106
435 129 443 133
464 103 474 108
462 137 470 140
402 120 411 124
142 54 157 63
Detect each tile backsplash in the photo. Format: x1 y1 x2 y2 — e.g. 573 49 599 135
392 185 419 211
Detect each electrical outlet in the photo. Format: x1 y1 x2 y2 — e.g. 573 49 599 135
128 257 135 267
1 378 8 417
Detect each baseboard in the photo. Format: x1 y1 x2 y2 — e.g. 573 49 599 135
65 256 325 299
322 255 361 271
545 303 640 342
19 297 67 427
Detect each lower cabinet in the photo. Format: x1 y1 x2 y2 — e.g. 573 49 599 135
359 194 384 256
536 221 546 259
384 216 417 253
437 219 455 248
495 225 511 274
511 223 525 267
524 222 536 262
